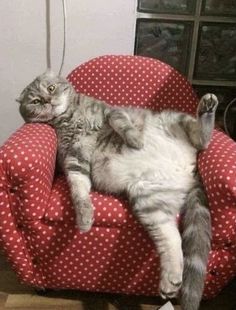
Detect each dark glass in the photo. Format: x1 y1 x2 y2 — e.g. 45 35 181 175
135 19 193 75
194 23 236 80
138 0 196 14
202 0 236 16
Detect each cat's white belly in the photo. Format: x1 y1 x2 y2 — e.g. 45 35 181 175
92 124 197 195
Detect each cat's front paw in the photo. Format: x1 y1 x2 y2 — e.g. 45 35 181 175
75 199 94 233
198 93 218 117
125 128 144 150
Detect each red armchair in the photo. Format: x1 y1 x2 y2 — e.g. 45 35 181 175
0 55 235 299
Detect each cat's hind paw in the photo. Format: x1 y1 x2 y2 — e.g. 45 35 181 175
159 271 182 300
198 93 218 117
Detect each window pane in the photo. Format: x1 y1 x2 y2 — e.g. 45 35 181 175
135 19 193 75
194 23 236 80
202 0 236 16
138 0 196 14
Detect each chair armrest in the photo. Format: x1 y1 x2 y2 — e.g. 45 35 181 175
0 123 57 286
0 123 57 220
198 130 236 244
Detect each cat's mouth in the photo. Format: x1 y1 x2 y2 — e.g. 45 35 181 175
63 86 70 92
29 105 54 123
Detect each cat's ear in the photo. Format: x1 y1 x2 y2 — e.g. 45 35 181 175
16 94 24 104
16 89 26 104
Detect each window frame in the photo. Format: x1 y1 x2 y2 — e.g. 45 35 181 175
135 0 236 87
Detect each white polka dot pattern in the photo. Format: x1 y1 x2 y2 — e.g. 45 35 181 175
197 129 236 297
0 123 57 285
68 55 198 114
0 55 235 299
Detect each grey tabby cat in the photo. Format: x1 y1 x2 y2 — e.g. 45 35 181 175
17 70 217 310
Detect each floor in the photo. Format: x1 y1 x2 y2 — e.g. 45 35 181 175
0 253 235 310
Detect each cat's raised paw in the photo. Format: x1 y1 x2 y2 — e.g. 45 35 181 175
198 93 218 117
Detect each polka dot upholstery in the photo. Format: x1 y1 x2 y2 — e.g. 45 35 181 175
0 55 235 299
68 55 198 114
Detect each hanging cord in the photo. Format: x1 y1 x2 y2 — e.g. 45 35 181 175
46 0 51 69
58 0 67 75
223 97 236 137
45 0 67 74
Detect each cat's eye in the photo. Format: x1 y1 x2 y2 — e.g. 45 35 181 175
47 84 56 93
32 98 41 104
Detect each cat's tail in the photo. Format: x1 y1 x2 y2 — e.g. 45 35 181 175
180 182 211 310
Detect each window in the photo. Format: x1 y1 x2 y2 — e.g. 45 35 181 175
135 0 236 138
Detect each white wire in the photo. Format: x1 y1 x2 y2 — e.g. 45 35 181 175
58 0 67 75
46 0 51 69
223 98 236 137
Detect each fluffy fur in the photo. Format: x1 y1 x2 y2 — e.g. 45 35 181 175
18 71 217 310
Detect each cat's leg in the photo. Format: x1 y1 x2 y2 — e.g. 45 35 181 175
137 210 183 299
63 139 94 232
182 93 218 150
106 109 144 149
128 183 183 299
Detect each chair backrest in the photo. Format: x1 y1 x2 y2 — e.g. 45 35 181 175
67 55 198 115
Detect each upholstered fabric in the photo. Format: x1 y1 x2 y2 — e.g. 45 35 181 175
0 55 235 299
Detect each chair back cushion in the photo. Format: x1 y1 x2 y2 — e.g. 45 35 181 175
67 55 198 115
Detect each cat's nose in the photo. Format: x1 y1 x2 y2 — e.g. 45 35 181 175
44 97 51 104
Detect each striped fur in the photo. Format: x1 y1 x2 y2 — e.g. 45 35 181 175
18 72 218 310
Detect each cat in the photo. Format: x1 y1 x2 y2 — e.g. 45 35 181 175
17 70 217 310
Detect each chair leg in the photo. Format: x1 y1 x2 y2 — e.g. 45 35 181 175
34 288 53 295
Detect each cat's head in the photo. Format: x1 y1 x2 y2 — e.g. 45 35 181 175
17 70 76 123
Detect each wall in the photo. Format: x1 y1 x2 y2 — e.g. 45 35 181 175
0 0 137 144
